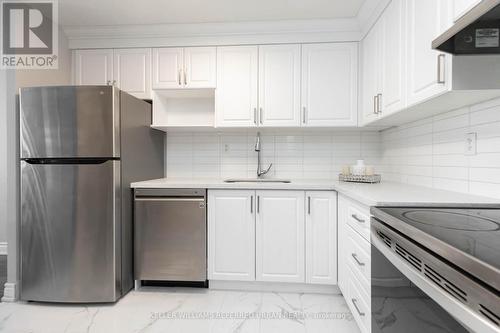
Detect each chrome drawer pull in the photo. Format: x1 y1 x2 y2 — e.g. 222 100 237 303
351 214 365 223
351 253 365 266
351 298 365 316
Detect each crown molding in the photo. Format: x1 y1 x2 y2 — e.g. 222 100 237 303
357 0 391 39
64 18 362 49
64 0 386 49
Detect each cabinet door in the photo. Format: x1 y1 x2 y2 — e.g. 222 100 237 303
113 48 151 99
361 24 381 125
215 46 258 127
256 190 305 283
305 191 337 285
258 45 301 127
184 47 216 88
208 190 255 281
301 43 358 127
152 48 183 89
74 49 113 85
407 0 452 107
380 0 406 116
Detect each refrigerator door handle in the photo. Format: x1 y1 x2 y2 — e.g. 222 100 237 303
22 158 117 165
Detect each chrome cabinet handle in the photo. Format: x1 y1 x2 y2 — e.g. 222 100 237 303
254 108 257 125
351 298 365 316
259 108 263 125
351 253 365 266
257 196 260 213
178 69 182 85
351 214 365 223
183 69 187 85
250 196 253 213
377 93 382 114
303 106 307 124
373 95 378 115
307 196 311 215
437 54 445 84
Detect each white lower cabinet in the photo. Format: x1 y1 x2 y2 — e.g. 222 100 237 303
256 190 305 283
305 191 337 285
338 194 371 333
208 190 255 281
208 189 336 286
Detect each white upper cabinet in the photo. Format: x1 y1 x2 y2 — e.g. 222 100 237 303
152 48 183 89
215 46 258 127
256 190 305 283
361 24 382 125
380 0 406 116
74 49 113 86
184 47 217 88
301 43 358 127
258 44 301 127
152 47 216 89
407 0 452 106
362 0 406 125
305 191 337 285
452 0 481 22
208 190 255 281
113 48 151 99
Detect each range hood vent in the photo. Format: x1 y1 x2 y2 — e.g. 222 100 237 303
433 0 500 54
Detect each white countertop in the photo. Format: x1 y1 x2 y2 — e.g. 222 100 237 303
131 178 500 207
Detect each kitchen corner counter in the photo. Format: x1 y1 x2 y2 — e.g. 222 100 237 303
130 178 500 207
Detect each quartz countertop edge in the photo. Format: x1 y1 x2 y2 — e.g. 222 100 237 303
130 178 500 207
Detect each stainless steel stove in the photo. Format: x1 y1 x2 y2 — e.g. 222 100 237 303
371 206 500 333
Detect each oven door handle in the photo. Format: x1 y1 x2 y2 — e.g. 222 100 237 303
351 298 365 316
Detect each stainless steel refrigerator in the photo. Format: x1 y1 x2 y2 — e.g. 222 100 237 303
19 86 164 303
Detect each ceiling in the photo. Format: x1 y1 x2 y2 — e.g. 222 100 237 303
59 0 366 27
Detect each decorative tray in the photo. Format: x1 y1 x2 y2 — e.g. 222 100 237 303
339 174 381 183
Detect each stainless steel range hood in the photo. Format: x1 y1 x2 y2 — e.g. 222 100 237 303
433 0 500 54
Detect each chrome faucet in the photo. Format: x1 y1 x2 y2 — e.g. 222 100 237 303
255 132 272 177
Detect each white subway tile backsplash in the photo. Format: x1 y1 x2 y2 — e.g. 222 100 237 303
380 96 500 199
166 130 381 180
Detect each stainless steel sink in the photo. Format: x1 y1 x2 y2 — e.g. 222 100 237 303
224 178 291 183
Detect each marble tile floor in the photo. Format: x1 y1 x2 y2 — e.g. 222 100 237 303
0 288 360 333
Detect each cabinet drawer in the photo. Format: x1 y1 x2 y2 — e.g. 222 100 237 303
347 265 371 333
346 225 371 296
346 199 370 241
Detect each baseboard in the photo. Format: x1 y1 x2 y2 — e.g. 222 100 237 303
209 280 340 294
2 282 17 302
0 242 7 255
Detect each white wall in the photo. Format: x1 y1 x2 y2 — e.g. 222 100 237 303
0 70 10 246
15 27 72 89
380 97 500 199
165 130 381 179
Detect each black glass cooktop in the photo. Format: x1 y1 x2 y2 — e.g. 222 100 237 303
375 207 500 272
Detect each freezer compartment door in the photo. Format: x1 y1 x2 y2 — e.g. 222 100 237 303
135 196 207 282
20 86 119 159
20 160 121 302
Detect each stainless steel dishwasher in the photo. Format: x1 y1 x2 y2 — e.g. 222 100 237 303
134 188 207 285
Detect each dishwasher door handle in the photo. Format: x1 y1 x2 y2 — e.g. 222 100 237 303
135 197 205 202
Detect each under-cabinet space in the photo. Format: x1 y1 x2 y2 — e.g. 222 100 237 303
151 89 215 130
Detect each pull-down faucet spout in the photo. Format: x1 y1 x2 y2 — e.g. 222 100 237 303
255 132 272 177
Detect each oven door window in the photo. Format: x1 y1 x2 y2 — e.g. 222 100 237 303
371 244 469 333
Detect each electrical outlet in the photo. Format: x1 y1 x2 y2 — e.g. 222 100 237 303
224 144 230 152
465 132 477 156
